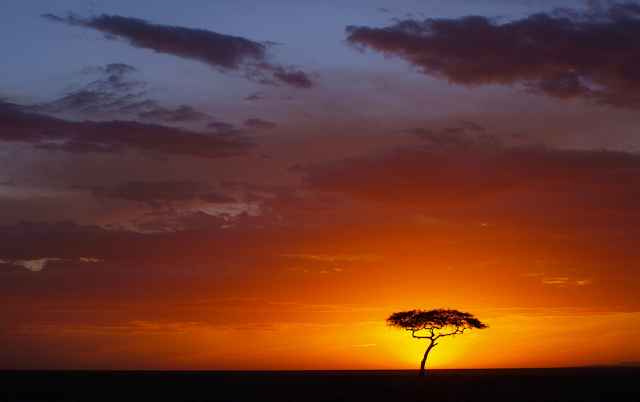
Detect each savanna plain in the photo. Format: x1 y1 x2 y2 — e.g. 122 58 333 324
2 368 639 402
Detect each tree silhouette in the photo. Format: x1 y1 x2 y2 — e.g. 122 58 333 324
386 308 488 376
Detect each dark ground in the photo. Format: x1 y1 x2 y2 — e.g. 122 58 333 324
1 368 639 402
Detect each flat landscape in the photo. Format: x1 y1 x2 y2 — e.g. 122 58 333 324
2 368 639 402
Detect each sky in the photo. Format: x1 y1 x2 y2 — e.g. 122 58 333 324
1 0 640 370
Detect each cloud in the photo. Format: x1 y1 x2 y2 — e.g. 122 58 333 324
541 277 593 287
87 180 236 203
345 2 640 108
0 221 125 263
0 219 229 266
406 120 501 149
0 164 638 325
0 101 255 158
198 192 238 203
133 104 207 123
243 118 277 130
27 63 215 125
206 121 236 132
295 254 382 262
0 261 28 273
43 13 316 89
0 210 301 269
42 13 265 69
27 64 145 116
270 68 316 89
290 142 640 208
120 100 213 124
244 93 266 101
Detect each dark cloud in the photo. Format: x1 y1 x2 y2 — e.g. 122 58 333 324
205 122 234 132
198 192 237 203
291 142 640 208
0 209 298 267
0 262 28 273
127 103 208 123
88 180 236 203
243 92 294 102
27 63 144 116
28 64 213 125
203 121 253 136
270 68 316 89
0 221 126 263
2 148 639 277
42 13 266 69
407 120 497 149
43 13 316 89
0 101 255 158
244 93 265 101
345 2 640 108
243 118 277 130
0 218 222 265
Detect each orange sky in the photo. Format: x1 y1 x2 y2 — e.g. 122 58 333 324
2 0 640 370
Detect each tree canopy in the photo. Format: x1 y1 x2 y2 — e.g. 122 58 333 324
386 308 488 375
387 308 487 337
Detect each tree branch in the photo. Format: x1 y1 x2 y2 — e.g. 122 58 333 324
411 330 434 340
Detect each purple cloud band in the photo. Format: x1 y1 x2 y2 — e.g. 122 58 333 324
291 142 640 208
0 102 255 158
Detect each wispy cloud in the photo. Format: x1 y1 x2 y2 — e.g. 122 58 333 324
0 101 255 158
43 13 317 89
541 277 594 287
294 254 382 262
26 64 145 116
86 180 236 203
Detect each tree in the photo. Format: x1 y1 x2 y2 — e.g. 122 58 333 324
386 308 488 376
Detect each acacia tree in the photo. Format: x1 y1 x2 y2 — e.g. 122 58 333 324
386 308 488 376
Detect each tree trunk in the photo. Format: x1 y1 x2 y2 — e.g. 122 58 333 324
419 340 436 376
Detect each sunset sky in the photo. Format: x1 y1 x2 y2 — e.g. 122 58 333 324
2 0 640 370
